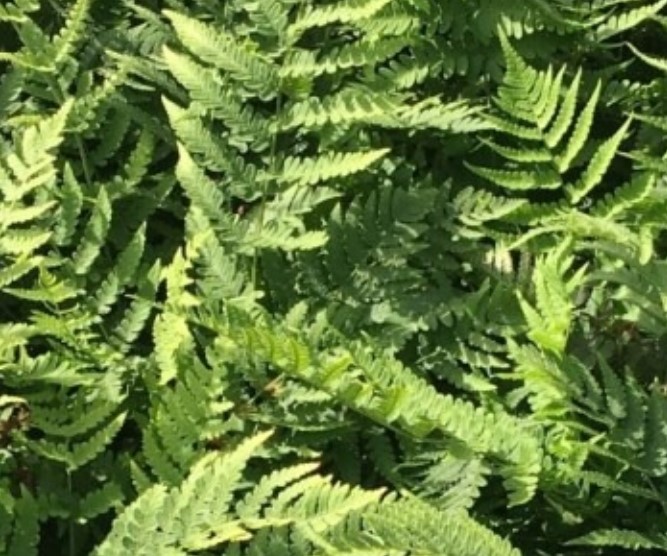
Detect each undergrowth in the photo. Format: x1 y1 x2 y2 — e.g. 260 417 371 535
2 0 667 554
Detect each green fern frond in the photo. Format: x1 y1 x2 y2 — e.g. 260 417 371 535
287 0 395 39
466 165 562 191
591 171 654 219
464 31 636 247
0 0 39 23
221 316 542 505
517 241 585 353
279 89 403 130
26 412 127 470
628 42 667 73
97 429 519 555
70 188 112 275
53 164 83 246
638 390 667 476
555 81 601 173
175 144 225 222
51 0 91 69
278 149 390 186
454 188 527 226
570 528 667 551
113 260 161 349
163 47 270 151
594 0 667 40
304 498 521 556
97 431 382 553
163 98 257 196
94 223 146 315
163 10 279 98
566 117 632 204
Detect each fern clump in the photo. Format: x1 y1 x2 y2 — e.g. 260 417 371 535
3 0 667 554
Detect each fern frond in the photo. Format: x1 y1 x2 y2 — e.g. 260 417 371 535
94 223 145 315
278 149 390 186
51 0 91 69
53 164 83 246
26 412 127 470
566 117 632 204
279 89 402 130
570 528 667 550
175 144 225 221
287 0 395 38
628 42 667 73
113 261 161 349
70 188 112 275
0 0 39 23
465 32 635 245
591 171 654 218
222 317 542 505
163 47 270 151
162 98 257 196
594 0 667 40
163 10 279 98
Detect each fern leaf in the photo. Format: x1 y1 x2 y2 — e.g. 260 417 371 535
0 0 39 23
163 10 278 98
26 412 127 470
595 0 667 40
598 356 627 420
279 150 390 186
545 69 582 148
0 256 40 290
76 482 124 522
236 463 320 520
153 311 192 385
279 89 402 130
288 0 394 38
71 188 112 275
0 228 52 256
628 42 667 73
163 47 269 151
114 261 161 348
480 139 552 163
52 0 90 69
556 81 601 173
638 391 667 476
95 224 146 314
570 528 667 550
591 171 654 219
0 201 55 228
566 117 631 204
175 144 225 221
466 164 562 190
163 98 257 195
94 485 170 556
54 163 83 246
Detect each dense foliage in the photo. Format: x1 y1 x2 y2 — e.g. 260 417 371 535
2 0 667 554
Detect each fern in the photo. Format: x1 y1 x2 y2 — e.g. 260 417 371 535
96 430 520 555
458 30 645 254
594 0 667 40
3 0 667 553
164 10 279 98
